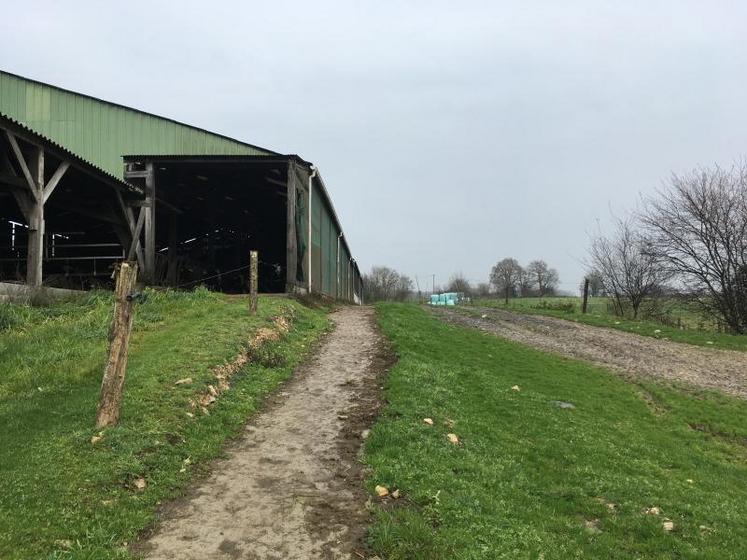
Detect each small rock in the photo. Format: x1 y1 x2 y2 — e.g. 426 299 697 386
706 341 714 345
699 525 712 533
584 519 602 534
133 477 147 490
185 412 194 418
375 485 389 497
446 433 460 445
511 385 521 391
391 489 401 499
207 384 218 396
174 377 193 386
662 520 674 532
90 434 104 445
361 429 370 440
551 400 575 409
423 418 434 425
481 314 488 319
686 479 694 484
645 506 661 516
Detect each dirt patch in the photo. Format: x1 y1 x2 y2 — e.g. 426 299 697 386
433 306 747 399
137 306 390 559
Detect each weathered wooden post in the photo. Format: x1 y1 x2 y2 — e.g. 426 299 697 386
95 261 139 428
581 277 590 314
249 250 258 314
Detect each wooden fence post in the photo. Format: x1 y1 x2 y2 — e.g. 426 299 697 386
581 277 590 314
249 250 258 314
95 261 138 428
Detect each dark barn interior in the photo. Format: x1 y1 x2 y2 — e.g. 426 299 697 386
123 156 295 293
0 128 304 294
0 129 141 289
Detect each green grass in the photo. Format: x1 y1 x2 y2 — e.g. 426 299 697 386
469 297 747 351
364 304 747 559
0 289 328 559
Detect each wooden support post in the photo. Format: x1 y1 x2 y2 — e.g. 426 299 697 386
285 162 297 291
143 162 156 283
115 190 145 270
249 250 258 314
95 262 139 428
582 277 590 314
26 148 44 287
3 132 69 287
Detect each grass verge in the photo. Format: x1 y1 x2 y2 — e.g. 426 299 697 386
0 289 328 559
469 297 747 351
364 303 747 559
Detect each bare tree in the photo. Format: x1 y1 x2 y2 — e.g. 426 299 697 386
588 217 670 318
527 260 560 297
363 266 413 302
517 266 535 297
476 282 492 297
585 269 605 297
641 163 747 333
447 273 472 295
490 258 522 304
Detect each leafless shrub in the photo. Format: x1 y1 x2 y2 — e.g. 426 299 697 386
588 217 671 319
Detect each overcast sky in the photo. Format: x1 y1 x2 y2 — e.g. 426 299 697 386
2 1 746 292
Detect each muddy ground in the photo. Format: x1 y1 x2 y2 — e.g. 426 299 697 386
138 306 388 559
434 306 747 399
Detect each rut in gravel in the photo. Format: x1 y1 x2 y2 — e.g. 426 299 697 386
434 306 747 399
139 306 383 560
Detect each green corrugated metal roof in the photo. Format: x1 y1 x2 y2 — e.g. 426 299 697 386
0 111 141 195
0 70 276 179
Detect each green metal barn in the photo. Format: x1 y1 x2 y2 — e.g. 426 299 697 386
0 70 362 301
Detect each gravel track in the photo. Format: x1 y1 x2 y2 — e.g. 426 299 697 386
434 306 747 399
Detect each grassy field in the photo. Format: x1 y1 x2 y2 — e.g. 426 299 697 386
0 289 328 559
469 297 747 351
364 304 747 559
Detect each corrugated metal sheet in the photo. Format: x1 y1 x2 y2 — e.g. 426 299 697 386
0 111 141 195
0 71 274 179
